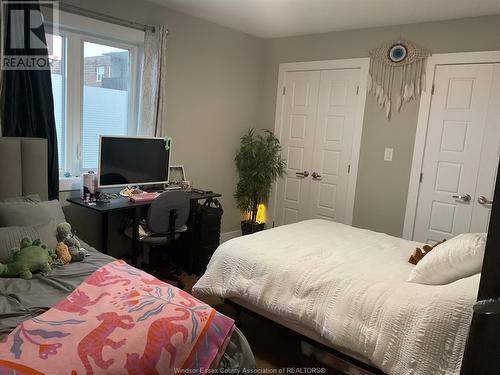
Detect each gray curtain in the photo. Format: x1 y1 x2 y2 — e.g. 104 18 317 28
0 2 5 135
138 25 169 137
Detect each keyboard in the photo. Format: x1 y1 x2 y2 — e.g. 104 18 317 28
165 185 183 191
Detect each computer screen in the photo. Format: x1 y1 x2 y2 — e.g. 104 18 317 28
98 136 170 188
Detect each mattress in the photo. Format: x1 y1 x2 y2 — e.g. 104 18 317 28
0 242 254 370
193 219 480 375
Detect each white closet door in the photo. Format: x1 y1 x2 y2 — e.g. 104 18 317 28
470 64 500 232
309 69 360 222
413 64 497 243
275 71 320 225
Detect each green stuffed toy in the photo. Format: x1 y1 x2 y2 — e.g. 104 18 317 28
0 238 58 279
56 222 89 261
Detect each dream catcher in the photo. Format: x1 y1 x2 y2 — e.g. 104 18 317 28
368 40 431 119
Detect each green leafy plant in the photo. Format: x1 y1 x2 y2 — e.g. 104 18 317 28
235 129 286 230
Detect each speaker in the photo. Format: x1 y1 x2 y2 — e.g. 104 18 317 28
82 171 98 199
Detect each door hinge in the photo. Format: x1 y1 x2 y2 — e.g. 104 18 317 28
348 164 351 174
282 86 286 95
431 84 435 95
356 86 359 95
420 172 423 183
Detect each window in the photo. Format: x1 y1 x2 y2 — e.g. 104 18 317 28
96 66 105 82
83 42 131 170
45 17 141 178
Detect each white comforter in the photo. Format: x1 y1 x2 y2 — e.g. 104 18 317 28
193 220 479 375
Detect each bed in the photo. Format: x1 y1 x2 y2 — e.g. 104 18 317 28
193 219 481 374
0 137 255 373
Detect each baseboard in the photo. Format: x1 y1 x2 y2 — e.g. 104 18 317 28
220 230 241 243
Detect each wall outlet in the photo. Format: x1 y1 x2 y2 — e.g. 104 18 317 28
384 148 394 162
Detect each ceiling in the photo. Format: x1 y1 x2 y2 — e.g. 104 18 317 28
146 0 500 38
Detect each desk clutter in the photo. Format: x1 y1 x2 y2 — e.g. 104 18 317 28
82 137 188 202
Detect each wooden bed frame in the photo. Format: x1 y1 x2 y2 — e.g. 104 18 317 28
227 160 500 375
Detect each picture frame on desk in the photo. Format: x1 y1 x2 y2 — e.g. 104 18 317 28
169 165 186 185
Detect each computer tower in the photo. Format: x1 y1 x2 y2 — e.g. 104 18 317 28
189 199 223 276
179 199 224 276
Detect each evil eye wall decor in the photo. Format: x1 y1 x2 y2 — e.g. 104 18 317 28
388 43 408 63
369 39 431 118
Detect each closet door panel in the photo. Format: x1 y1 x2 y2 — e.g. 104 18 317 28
470 64 500 233
275 71 320 225
413 64 494 242
309 69 360 222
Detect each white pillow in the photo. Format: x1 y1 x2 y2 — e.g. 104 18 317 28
407 233 487 285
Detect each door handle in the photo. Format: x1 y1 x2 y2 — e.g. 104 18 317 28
452 193 471 202
311 172 322 181
295 171 309 178
478 196 493 205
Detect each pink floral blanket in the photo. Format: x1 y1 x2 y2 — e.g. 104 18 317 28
0 260 234 375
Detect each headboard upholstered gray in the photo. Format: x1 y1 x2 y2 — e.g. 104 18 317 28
0 137 49 201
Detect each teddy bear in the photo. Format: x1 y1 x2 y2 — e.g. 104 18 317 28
56 222 89 262
0 238 58 279
408 239 446 265
56 242 72 264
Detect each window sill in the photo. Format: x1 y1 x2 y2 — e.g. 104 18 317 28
59 177 81 192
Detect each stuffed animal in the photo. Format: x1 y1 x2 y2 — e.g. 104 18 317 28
0 238 58 279
56 242 72 264
408 239 446 265
56 222 89 262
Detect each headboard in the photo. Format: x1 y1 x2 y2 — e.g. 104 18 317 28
0 137 48 201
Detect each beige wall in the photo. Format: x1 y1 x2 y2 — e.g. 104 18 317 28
261 15 500 236
60 0 265 247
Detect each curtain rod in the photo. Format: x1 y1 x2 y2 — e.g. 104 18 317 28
54 2 165 33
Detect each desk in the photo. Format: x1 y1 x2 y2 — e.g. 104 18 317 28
67 190 221 269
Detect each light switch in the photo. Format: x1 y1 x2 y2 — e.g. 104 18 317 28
384 148 394 162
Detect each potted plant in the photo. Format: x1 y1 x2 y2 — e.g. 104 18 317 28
235 129 286 235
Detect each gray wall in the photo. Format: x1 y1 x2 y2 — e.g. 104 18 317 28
58 1 500 246
59 0 265 253
261 15 500 236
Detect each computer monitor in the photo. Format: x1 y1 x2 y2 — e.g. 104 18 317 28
98 135 171 188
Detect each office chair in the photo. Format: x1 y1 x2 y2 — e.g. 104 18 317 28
124 190 190 289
